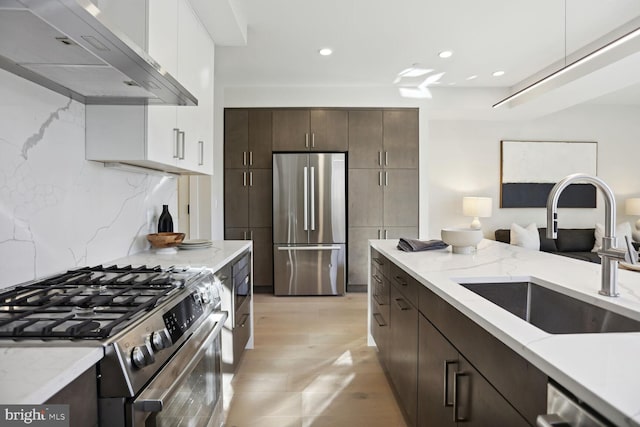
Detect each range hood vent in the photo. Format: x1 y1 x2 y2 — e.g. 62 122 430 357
0 0 197 106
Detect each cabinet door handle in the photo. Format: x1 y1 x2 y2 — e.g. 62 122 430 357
373 313 386 327
394 275 407 286
243 151 247 166
385 171 388 186
198 141 204 166
249 229 253 240
378 171 383 187
249 151 253 166
443 360 458 407
385 151 389 166
305 133 309 148
242 171 247 187
173 128 180 158
384 229 388 239
394 298 410 311
378 151 383 166
178 131 185 160
311 133 315 148
453 371 469 422
243 230 247 240
249 171 253 187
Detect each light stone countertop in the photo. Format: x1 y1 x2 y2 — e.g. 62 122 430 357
0 346 103 404
0 240 252 404
370 238 640 427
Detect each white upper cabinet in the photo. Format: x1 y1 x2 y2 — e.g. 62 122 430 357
86 0 214 175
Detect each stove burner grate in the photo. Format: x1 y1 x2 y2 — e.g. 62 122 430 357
0 265 185 340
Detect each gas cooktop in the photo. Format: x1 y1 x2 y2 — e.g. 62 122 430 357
0 265 203 340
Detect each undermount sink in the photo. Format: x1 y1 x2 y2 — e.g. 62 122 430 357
458 280 640 334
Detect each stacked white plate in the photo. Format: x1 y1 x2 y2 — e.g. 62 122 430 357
179 239 213 250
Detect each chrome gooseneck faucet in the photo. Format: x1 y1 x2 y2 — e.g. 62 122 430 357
546 173 628 297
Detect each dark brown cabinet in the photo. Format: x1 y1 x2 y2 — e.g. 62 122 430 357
224 109 273 290
370 250 390 366
225 109 272 169
348 110 419 289
371 254 548 427
418 316 529 427
389 283 418 427
272 109 348 152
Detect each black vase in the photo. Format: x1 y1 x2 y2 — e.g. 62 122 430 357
158 205 174 233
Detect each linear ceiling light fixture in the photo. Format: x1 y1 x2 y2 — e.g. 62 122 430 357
493 26 640 108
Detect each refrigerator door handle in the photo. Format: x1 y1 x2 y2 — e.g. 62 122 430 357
277 246 342 251
303 166 308 231
310 166 315 230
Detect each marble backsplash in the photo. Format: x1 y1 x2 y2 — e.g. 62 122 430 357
0 71 177 288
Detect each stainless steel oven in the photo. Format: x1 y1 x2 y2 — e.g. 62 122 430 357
130 313 224 427
0 264 227 427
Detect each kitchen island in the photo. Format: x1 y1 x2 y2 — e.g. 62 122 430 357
370 238 640 426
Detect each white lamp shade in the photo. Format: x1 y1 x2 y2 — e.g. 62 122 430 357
626 198 640 216
463 197 493 218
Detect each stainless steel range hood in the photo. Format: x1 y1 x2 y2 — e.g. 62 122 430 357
0 0 197 105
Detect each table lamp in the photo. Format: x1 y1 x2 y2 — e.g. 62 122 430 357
463 196 492 229
626 198 640 242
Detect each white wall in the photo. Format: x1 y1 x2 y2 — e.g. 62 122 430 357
0 70 178 288
427 104 640 238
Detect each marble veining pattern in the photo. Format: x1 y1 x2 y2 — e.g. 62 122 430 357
0 70 177 289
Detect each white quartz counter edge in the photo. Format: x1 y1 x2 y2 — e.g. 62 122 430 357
0 346 103 404
370 239 640 427
109 240 253 272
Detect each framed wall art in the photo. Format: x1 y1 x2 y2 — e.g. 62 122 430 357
500 140 598 208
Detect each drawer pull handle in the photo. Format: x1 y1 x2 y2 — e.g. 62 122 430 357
238 313 250 328
373 313 386 327
372 274 383 284
373 294 385 306
443 360 458 407
453 371 469 422
394 275 408 286
372 257 383 266
394 298 410 311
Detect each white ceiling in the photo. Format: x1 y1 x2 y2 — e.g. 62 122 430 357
216 0 640 99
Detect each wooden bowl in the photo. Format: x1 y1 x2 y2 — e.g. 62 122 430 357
147 232 185 249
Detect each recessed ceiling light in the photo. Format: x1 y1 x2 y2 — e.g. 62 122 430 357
466 75 478 80
438 50 453 59
319 48 333 56
492 70 505 77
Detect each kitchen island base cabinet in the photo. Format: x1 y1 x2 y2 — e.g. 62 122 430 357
389 284 418 427
371 247 548 427
418 315 529 427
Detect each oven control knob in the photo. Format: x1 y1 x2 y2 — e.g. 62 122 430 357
151 329 172 351
131 343 155 369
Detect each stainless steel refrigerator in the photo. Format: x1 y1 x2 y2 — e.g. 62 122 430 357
273 153 346 295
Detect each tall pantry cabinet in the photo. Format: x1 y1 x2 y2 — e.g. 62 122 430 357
224 110 273 290
224 107 418 293
348 109 419 289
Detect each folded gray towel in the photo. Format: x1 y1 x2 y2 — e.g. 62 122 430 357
397 238 449 252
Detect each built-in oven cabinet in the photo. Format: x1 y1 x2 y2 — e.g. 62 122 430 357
218 249 253 373
86 0 214 175
46 366 98 427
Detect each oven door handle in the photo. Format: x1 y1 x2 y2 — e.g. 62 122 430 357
133 312 226 416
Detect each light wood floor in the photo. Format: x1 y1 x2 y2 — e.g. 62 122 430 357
223 293 407 427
